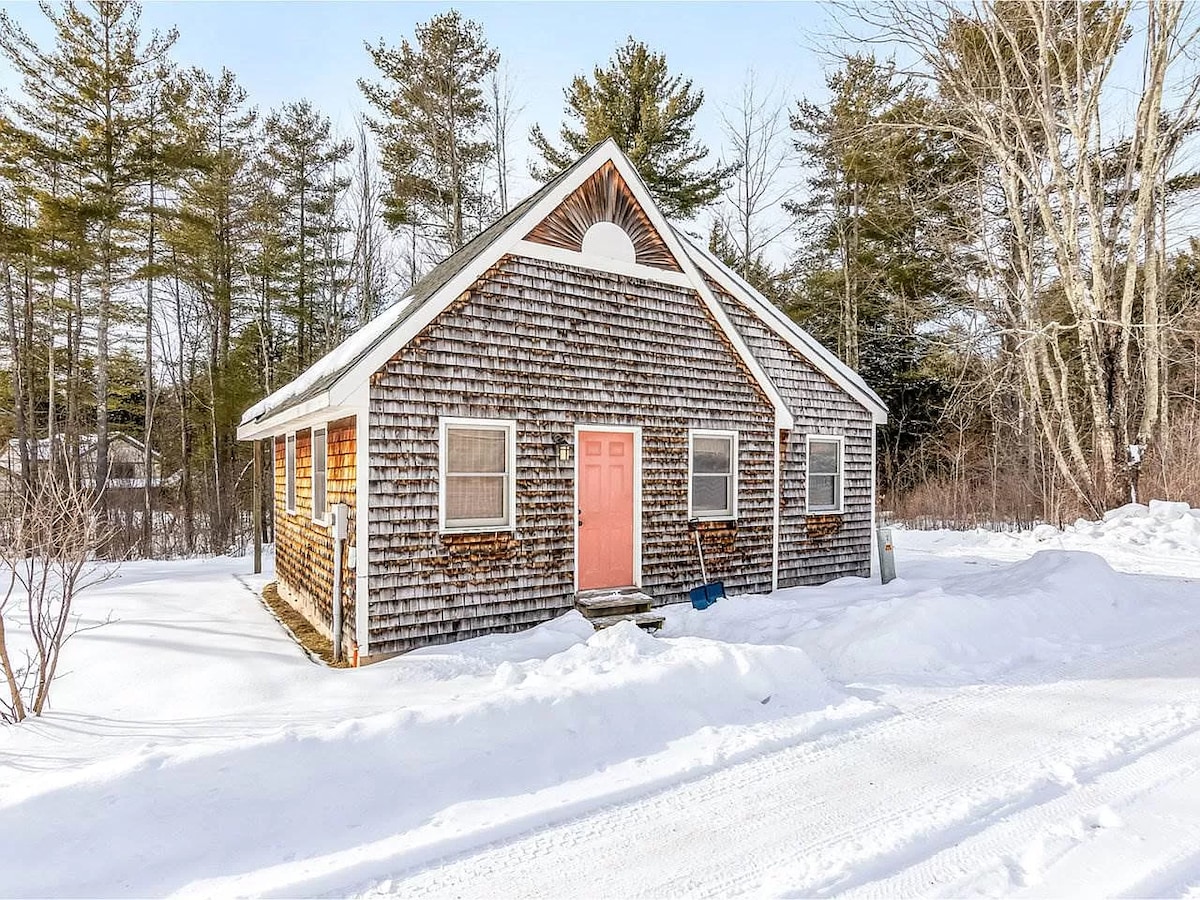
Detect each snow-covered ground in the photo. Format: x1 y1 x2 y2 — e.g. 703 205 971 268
4 501 1200 897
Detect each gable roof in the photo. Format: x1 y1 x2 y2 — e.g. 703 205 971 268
238 139 884 440
674 233 888 424
238 166 579 430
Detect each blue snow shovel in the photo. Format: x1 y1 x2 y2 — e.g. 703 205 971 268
689 524 725 610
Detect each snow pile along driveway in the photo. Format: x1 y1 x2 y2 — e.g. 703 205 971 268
5 507 1200 898
667 549 1186 684
903 498 1200 577
808 550 1165 683
0 566 863 898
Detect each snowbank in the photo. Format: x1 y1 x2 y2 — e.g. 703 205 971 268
0 562 859 898
811 551 1144 683
667 549 1190 685
6 505 1200 896
899 500 1200 577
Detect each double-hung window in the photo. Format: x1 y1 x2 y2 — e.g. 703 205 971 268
689 430 737 520
284 432 297 514
440 418 516 531
806 435 844 513
312 426 328 523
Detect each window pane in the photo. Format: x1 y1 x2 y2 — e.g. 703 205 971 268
693 475 730 514
446 475 506 523
314 432 327 475
313 431 327 518
693 436 732 475
809 440 839 476
286 435 296 510
809 474 836 509
448 427 506 474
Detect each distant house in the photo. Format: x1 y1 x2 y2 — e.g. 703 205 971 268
0 432 175 495
237 140 888 660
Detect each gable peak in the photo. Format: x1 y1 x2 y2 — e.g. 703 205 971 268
523 159 681 272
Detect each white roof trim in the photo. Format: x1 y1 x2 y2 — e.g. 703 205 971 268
512 239 694 288
679 234 888 425
250 138 798 433
237 395 333 441
598 149 793 429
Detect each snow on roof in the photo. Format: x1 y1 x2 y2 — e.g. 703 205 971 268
238 165 586 430
239 295 415 426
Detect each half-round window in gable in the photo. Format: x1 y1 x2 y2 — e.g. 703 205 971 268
580 221 637 264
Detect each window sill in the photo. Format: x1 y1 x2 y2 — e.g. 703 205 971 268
440 524 516 536
806 509 844 516
690 514 738 524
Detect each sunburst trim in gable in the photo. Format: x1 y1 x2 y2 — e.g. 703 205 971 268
524 161 682 272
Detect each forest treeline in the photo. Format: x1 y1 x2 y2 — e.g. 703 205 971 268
0 0 1197 557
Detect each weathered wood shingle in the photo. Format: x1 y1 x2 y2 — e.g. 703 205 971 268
273 417 357 646
367 255 776 655
710 281 874 585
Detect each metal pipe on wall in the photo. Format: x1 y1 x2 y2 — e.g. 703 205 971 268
332 502 348 662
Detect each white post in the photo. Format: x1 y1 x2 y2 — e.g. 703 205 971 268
331 502 349 662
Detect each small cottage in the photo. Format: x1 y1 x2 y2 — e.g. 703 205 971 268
237 140 887 660
0 432 176 498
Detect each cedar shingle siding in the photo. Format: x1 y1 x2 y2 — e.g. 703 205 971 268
245 142 885 659
273 417 357 646
366 255 777 655
710 284 874 585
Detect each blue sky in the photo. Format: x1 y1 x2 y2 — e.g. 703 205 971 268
1 1 838 203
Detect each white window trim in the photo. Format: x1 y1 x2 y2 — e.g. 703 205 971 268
284 431 297 515
805 434 845 514
311 425 329 525
438 417 518 534
688 429 739 521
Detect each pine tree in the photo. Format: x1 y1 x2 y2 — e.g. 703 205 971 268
531 37 734 219
131 68 188 555
359 10 498 257
259 100 352 371
165 66 257 551
0 0 176 519
789 55 963 496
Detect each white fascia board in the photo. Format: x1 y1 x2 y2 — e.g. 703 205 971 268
512 239 694 288
353 381 371 657
236 395 332 441
326 140 626 409
680 235 889 426
599 150 795 430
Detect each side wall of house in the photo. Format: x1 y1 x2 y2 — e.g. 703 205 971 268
273 416 357 646
367 255 778 656
712 284 875 585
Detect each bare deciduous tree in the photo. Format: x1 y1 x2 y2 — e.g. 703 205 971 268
488 64 522 216
862 0 1200 512
718 71 792 279
0 460 111 723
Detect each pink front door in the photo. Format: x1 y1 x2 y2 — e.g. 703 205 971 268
577 431 636 590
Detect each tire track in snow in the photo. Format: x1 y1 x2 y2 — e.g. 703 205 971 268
355 626 1200 900
841 707 1200 898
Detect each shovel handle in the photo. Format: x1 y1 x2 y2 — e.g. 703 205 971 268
694 528 708 584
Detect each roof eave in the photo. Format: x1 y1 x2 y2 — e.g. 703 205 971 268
678 234 889 426
236 393 332 441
